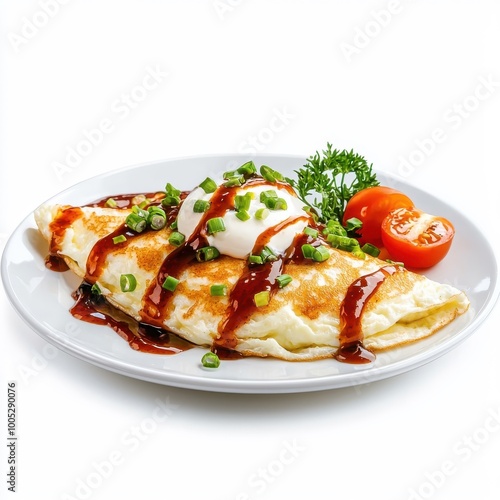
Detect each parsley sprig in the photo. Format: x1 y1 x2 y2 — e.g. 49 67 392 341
287 143 379 223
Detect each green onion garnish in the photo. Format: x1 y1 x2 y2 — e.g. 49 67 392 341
196 246 220 262
162 183 181 206
303 226 319 238
345 217 363 233
254 290 270 307
223 175 245 187
120 274 137 292
162 276 179 292
207 217 226 234
249 254 264 265
170 219 178 230
260 165 284 182
323 220 347 237
105 198 117 208
237 161 257 176
91 283 101 295
255 208 269 220
193 199 211 213
112 235 127 244
168 231 185 247
125 213 147 233
235 210 250 222
260 190 278 204
210 284 228 296
260 246 278 262
276 274 292 288
302 244 330 262
147 206 167 230
234 193 252 211
327 234 360 252
201 352 220 368
361 243 380 258
200 177 217 194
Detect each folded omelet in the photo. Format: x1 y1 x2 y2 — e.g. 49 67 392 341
34 185 469 362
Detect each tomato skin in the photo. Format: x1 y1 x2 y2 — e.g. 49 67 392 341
343 186 414 246
381 208 455 269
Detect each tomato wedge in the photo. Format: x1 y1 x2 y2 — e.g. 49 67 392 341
381 208 455 268
343 186 414 246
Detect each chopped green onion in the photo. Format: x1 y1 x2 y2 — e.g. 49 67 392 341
223 175 245 187
201 352 220 368
276 274 292 288
193 199 211 213
235 210 250 221
255 208 270 220
260 190 278 204
352 248 366 259
361 243 380 258
120 274 137 292
169 231 185 247
162 275 179 292
302 244 330 262
162 183 181 206
125 212 147 233
200 177 217 194
105 198 117 208
303 226 319 238
327 234 360 252
207 217 226 234
249 254 264 265
254 290 270 307
345 217 363 233
210 284 228 296
223 170 236 179
260 246 278 262
323 220 347 237
386 259 405 267
269 197 287 210
147 206 167 230
312 245 330 262
234 193 252 211
260 165 284 182
170 219 178 230
91 283 101 295
237 161 257 176
112 234 127 244
301 244 315 259
196 246 220 262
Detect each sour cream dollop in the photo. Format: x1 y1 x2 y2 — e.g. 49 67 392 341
177 178 313 259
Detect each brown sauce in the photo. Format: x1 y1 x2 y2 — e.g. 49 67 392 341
335 265 400 364
44 254 69 272
46 181 396 364
71 283 194 354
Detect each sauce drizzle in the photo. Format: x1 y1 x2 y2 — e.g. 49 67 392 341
335 265 401 364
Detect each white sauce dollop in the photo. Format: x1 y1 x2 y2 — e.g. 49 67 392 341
176 179 312 259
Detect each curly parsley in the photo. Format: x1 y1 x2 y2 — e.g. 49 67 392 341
287 143 379 223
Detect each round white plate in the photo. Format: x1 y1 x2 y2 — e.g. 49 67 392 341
2 154 499 393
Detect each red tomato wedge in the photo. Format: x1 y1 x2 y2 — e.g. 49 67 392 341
381 208 455 268
343 186 414 246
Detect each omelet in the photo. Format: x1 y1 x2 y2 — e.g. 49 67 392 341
34 172 469 363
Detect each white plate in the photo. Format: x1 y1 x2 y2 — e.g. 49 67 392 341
2 154 499 393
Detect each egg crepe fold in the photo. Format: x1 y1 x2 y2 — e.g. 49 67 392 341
35 204 470 361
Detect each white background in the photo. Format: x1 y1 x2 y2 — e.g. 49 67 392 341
1 1 500 499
